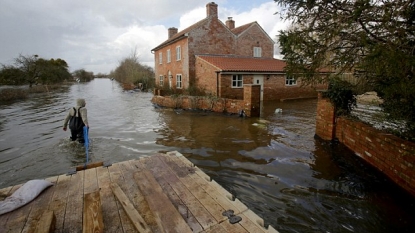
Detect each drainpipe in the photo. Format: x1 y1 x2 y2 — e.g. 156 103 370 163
215 71 220 97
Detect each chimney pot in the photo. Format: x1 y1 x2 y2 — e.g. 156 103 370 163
226 17 235 29
206 2 218 18
168 27 178 39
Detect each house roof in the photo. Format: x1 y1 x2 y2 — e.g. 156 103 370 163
151 18 209 51
151 18 268 51
231 22 256 35
197 55 286 73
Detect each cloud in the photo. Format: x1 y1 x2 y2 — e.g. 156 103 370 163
0 0 288 74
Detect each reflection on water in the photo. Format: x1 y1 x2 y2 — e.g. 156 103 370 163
0 79 414 233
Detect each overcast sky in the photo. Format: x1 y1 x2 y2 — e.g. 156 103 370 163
0 0 289 74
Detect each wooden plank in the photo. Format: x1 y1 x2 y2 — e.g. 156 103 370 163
76 161 104 171
219 218 249 233
175 154 249 213
21 177 58 233
0 184 23 230
241 209 280 233
83 191 104 233
110 182 152 233
132 158 203 233
96 166 123 232
84 167 99 194
47 174 71 232
134 169 193 233
119 160 164 233
108 163 136 232
159 154 227 223
171 155 245 214
34 210 55 233
62 171 84 232
238 212 267 233
201 223 228 233
143 155 216 230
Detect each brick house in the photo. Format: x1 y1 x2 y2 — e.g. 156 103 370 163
151 2 323 101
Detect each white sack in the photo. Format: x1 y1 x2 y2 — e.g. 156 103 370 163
0 179 53 215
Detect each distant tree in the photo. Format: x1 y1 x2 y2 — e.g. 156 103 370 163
0 54 71 86
0 65 25 85
275 0 415 139
37 58 71 84
110 48 155 90
72 69 94 82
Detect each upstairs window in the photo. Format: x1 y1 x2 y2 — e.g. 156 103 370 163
167 49 171 63
176 74 182 88
176 46 181 61
285 76 297 86
232 74 243 88
159 52 162 64
159 75 164 86
253 47 262 57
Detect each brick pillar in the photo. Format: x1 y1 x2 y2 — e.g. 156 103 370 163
315 92 336 140
243 84 261 117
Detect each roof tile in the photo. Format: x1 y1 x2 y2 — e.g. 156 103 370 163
197 55 286 72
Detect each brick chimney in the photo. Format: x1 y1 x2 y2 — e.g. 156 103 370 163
168 27 178 39
206 2 218 18
226 17 235 29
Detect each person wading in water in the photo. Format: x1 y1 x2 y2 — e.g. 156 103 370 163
63 98 89 143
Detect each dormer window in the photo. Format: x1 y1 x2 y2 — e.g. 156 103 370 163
253 47 262 57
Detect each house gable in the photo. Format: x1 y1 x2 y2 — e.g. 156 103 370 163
235 22 275 58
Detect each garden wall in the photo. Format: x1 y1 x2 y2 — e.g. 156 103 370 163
151 84 261 117
315 93 415 196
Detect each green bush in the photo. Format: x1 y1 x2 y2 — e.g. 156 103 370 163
323 78 356 116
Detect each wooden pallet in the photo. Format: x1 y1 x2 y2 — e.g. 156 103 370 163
0 151 279 233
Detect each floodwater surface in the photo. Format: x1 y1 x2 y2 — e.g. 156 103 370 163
1 79 414 233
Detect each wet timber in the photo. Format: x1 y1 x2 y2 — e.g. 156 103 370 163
0 151 278 233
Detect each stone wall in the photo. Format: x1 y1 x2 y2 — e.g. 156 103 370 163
315 93 415 196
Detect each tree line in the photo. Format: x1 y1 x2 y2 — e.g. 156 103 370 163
0 54 96 86
108 49 155 90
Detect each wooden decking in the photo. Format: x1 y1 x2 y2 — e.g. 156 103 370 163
0 151 278 233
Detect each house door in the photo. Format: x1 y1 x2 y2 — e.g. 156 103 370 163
168 71 172 88
253 75 264 101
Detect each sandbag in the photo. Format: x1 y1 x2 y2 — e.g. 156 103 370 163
0 179 53 215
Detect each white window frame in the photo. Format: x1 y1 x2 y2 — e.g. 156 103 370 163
176 74 182 89
159 52 162 64
232 74 243 88
253 47 262 57
167 49 171 63
285 76 297 86
159 75 164 86
176 46 181 61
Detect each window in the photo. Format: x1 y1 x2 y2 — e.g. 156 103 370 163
176 74 182 88
167 49 171 63
253 47 262 57
159 52 162 64
159 75 164 86
285 76 297 86
176 46 181 61
232 74 243 88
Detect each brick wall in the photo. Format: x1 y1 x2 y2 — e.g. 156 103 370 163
264 75 324 101
151 95 245 115
315 93 415 196
152 84 261 117
236 24 274 58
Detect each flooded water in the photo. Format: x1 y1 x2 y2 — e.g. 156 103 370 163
1 79 414 233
